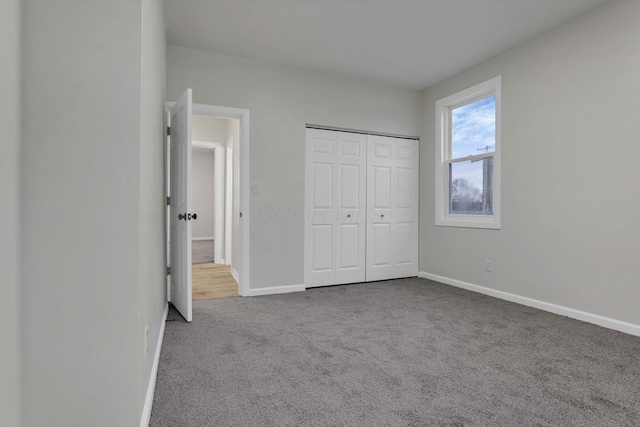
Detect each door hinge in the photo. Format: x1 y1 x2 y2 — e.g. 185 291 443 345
167 266 170 275
239 212 242 218
166 126 171 136
166 196 170 206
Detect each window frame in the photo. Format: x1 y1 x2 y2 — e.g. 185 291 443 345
435 76 501 229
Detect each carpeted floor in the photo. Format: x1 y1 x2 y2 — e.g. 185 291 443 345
192 239 214 264
150 278 640 426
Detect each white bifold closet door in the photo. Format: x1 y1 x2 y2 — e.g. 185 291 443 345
305 129 367 288
305 129 418 288
366 135 419 281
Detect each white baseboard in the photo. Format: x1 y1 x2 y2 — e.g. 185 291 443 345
215 258 226 265
140 303 169 427
231 268 239 284
192 236 214 241
418 272 640 337
245 284 305 297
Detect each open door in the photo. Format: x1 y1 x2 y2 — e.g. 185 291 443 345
169 89 193 322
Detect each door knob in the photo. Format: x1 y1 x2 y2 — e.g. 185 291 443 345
178 213 197 220
347 214 351 218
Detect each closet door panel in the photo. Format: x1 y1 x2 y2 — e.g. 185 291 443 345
392 139 419 278
311 224 333 272
397 167 413 208
338 224 359 268
372 223 391 267
367 137 393 281
305 129 338 287
339 164 359 209
373 166 391 209
312 163 333 208
366 135 418 281
395 222 413 265
335 132 366 284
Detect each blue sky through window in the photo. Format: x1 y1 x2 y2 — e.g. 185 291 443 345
451 95 496 159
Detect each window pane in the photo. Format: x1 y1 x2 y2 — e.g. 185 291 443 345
451 95 495 159
449 157 493 215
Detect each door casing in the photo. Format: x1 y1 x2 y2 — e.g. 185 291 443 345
165 102 250 296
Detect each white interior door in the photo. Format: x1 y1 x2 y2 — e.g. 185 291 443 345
366 135 419 281
169 89 193 322
335 132 367 284
305 129 337 287
305 129 367 287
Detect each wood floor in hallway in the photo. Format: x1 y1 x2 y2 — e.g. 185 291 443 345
192 263 238 300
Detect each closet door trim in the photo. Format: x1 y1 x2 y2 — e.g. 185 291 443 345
306 124 419 141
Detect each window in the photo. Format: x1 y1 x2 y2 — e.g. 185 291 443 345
435 76 501 229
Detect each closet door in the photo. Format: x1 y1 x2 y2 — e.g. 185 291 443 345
366 135 419 281
335 132 367 285
305 129 337 287
305 129 367 287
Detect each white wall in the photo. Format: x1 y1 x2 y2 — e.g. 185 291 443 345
22 1 165 425
0 0 22 425
192 114 228 142
139 0 166 421
191 150 216 238
167 45 422 290
420 0 640 326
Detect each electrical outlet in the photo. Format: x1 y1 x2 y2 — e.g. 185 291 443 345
485 260 492 272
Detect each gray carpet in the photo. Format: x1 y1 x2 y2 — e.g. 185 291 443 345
150 278 640 426
192 239 214 264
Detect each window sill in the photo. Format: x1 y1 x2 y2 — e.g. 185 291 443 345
436 215 501 230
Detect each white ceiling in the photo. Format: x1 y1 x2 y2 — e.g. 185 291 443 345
165 0 608 90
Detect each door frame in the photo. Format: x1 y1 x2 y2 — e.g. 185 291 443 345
224 141 233 265
165 102 251 297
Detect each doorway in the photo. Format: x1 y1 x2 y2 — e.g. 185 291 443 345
165 99 251 316
190 116 238 299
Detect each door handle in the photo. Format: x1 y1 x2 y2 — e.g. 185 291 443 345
178 213 197 221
